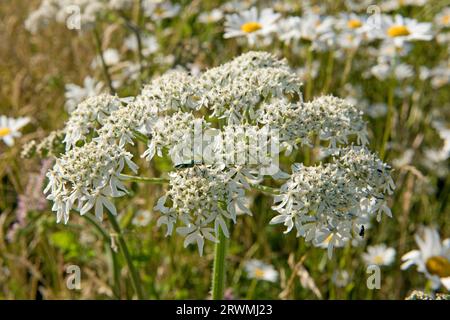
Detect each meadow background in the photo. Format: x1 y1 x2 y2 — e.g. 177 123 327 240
0 0 449 300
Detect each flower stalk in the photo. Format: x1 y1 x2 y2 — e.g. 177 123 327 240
119 174 168 184
211 225 228 300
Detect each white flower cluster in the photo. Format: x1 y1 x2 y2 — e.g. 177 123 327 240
63 94 122 150
21 129 65 158
44 51 393 256
270 147 395 258
45 139 137 223
140 51 302 124
155 165 247 255
197 52 301 123
257 95 368 153
25 0 133 33
142 111 206 162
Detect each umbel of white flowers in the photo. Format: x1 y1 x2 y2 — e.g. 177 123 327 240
43 51 394 256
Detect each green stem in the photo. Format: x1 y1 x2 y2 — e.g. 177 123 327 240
322 50 335 94
211 227 228 300
305 46 313 101
246 279 258 300
83 213 121 298
250 183 279 195
380 78 395 160
120 174 168 184
119 12 144 87
132 130 149 143
93 28 115 94
106 212 145 300
340 48 356 87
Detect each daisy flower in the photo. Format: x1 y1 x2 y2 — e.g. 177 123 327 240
363 244 396 266
142 1 180 21
425 121 450 163
91 48 120 69
132 210 152 227
224 7 280 46
370 58 414 81
430 61 450 89
292 14 336 51
0 116 30 147
335 13 379 49
244 259 278 283
332 270 351 288
380 14 433 47
220 0 254 14
381 0 427 12
277 14 335 47
337 13 373 36
434 7 450 29
198 9 223 24
124 34 159 57
401 227 450 290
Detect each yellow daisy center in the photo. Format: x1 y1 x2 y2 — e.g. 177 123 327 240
241 22 262 33
323 233 333 244
373 255 385 265
425 256 450 278
387 25 410 37
347 19 362 29
254 268 266 278
0 127 11 137
442 15 450 25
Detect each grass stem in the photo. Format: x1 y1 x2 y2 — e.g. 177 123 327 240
107 212 145 300
93 28 115 94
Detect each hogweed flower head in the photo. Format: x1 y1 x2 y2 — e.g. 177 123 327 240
155 165 247 255
43 51 394 256
270 146 394 258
